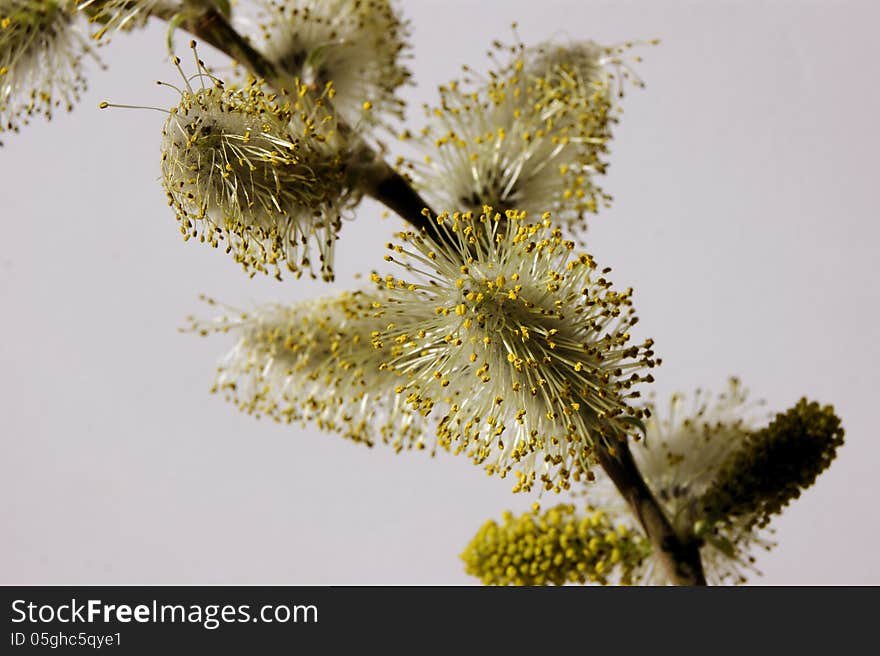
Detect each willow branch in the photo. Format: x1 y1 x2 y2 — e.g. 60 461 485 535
595 438 707 586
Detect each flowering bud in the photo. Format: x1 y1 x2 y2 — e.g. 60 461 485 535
407 37 650 232
371 208 657 492
187 292 429 452
160 64 360 281
0 0 92 137
242 0 411 127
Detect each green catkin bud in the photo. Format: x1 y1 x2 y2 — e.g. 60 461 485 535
699 398 844 531
461 503 649 586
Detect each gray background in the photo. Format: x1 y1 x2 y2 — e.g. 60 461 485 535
2 0 877 584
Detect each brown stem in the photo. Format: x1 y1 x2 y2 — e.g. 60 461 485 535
353 158 444 241
595 439 707 585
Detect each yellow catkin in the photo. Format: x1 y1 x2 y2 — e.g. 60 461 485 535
161 59 358 281
250 0 411 127
0 0 93 136
187 292 431 453
407 36 652 233
461 503 648 585
371 207 657 492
